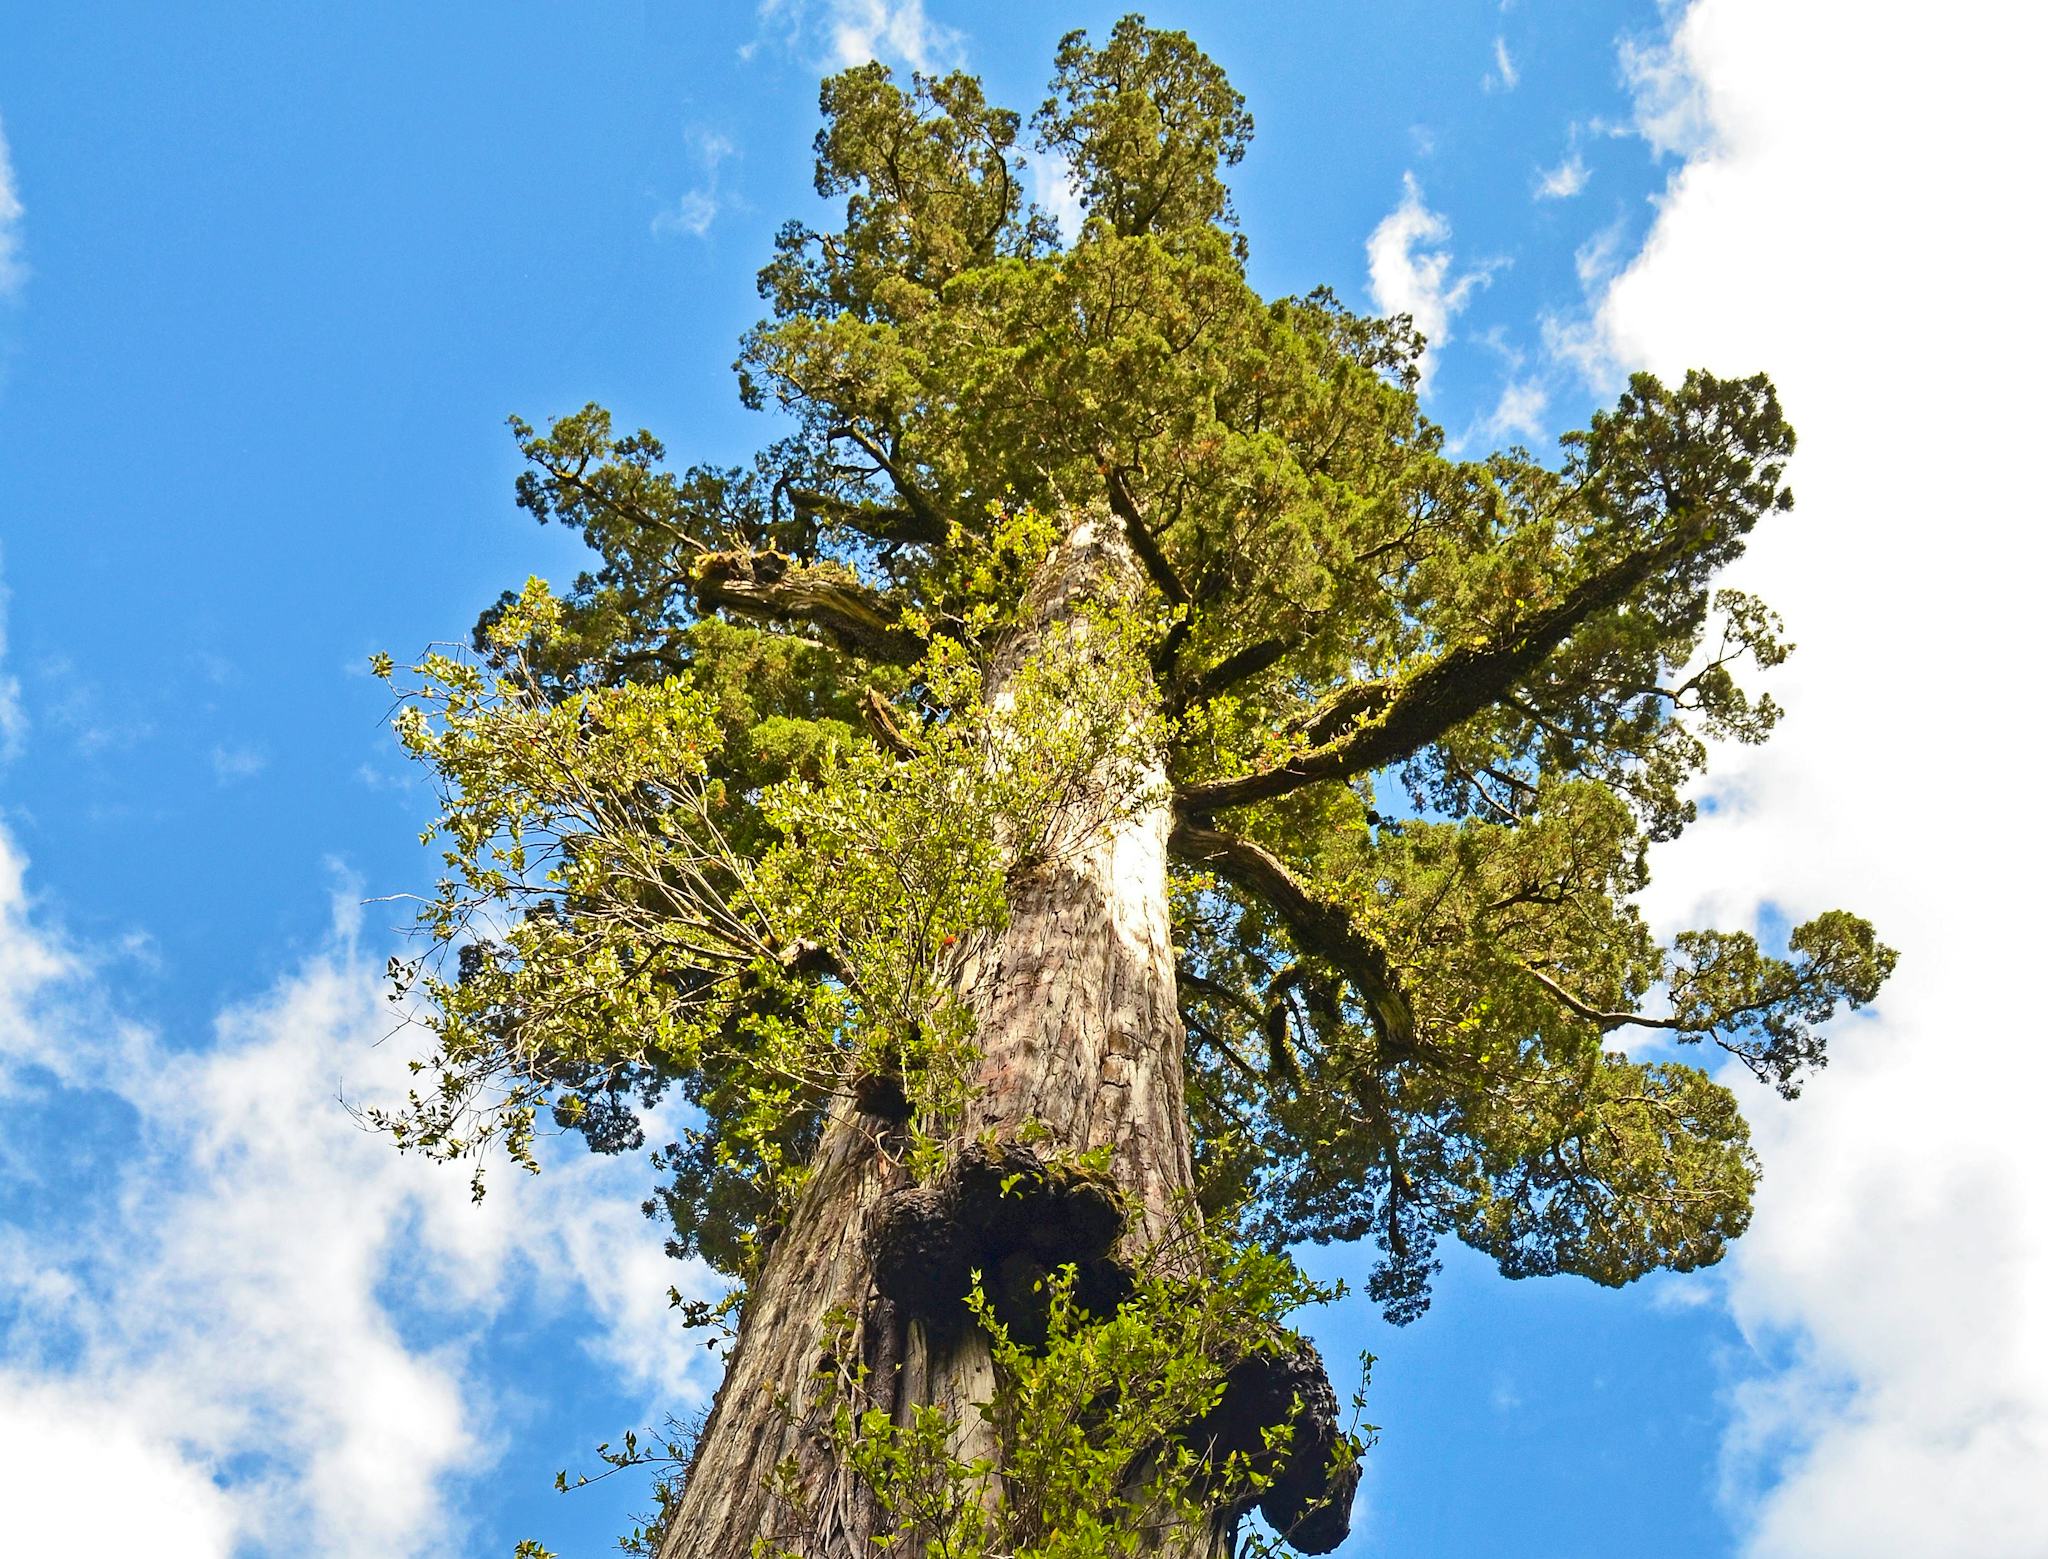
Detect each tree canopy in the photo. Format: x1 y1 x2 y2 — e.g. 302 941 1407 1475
378 13 1892 1346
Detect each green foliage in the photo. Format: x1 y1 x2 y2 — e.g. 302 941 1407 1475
769 1228 1368 1559
382 19 1898 1546
1035 17 1252 243
375 573 1158 1259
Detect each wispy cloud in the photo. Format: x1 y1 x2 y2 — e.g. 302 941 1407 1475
1479 375 1548 444
1484 36 1520 93
0 113 24 301
1365 174 1497 390
1537 221 1630 391
1535 153 1589 199
1618 23 1710 158
210 742 267 783
0 554 25 763
652 128 737 240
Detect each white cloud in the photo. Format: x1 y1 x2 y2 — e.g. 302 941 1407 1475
652 127 738 241
1479 375 1548 444
1535 153 1589 199
0 823 722 1555
826 0 961 71
1618 21 1711 158
752 0 964 73
210 741 268 782
652 189 720 239
1579 2 2048 1552
1025 147 1084 247
0 112 24 300
1485 36 1520 93
1366 174 1495 391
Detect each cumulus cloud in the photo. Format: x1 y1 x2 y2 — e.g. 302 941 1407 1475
0 112 24 300
1580 2 2048 1552
751 0 964 73
0 830 721 1554
1366 174 1495 390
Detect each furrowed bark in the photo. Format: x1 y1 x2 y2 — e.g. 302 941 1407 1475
659 509 1227 1559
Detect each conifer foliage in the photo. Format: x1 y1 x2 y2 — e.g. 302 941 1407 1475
379 18 1892 1556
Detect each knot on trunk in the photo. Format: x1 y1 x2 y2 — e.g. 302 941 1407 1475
868 1139 1130 1345
1187 1335 1359 1555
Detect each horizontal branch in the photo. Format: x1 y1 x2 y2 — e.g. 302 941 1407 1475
1171 818 1414 1051
1289 677 1393 747
692 550 925 665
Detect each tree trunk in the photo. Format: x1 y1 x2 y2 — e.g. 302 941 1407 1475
659 509 1227 1559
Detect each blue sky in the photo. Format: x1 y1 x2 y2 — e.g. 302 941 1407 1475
3 4 2043 1556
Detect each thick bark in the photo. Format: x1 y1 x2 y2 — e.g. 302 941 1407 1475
659 510 1226 1559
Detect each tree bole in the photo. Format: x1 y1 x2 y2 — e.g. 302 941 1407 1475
658 512 1227 1558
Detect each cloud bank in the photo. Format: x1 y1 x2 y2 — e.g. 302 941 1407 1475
0 796 720 1555
1573 3 2048 1552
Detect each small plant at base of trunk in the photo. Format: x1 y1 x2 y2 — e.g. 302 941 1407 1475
764 1226 1372 1558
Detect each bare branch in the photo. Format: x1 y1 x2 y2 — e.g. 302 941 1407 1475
692 550 926 665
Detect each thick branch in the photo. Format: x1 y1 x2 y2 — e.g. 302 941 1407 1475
1176 529 1694 816
857 688 921 759
1289 677 1394 747
1104 467 1190 608
825 426 949 545
692 550 925 665
787 487 948 549
1171 819 1414 1051
1170 636 1291 714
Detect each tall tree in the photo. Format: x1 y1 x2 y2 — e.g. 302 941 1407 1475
376 19 1893 1557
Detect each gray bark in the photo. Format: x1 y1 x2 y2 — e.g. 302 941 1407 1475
658 510 1225 1559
